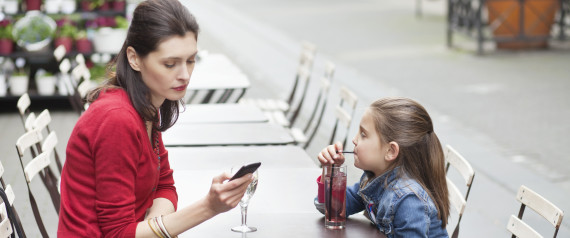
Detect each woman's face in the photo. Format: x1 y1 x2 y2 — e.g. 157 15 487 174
352 109 390 176
137 32 198 108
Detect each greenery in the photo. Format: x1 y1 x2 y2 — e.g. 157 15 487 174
12 71 27 76
14 17 54 44
56 20 77 38
0 25 13 40
115 16 129 29
89 64 107 82
76 30 88 40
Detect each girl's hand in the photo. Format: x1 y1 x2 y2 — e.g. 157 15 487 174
205 172 252 214
317 141 345 166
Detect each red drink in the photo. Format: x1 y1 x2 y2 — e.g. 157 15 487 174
324 165 347 229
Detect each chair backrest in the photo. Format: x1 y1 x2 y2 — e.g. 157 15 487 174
507 185 564 238
284 41 317 108
17 93 31 125
444 145 475 238
16 129 43 158
0 161 25 238
41 131 63 173
329 86 358 148
286 66 313 126
33 110 63 173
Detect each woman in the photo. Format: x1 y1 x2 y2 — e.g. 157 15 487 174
58 0 253 237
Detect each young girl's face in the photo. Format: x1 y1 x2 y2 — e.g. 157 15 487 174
352 109 391 176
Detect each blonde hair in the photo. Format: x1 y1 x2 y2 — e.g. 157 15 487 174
369 97 449 227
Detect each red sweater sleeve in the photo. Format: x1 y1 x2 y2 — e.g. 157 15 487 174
93 109 141 237
154 132 178 210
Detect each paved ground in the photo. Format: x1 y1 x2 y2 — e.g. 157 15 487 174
1 0 569 236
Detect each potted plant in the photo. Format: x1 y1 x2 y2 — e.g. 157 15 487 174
0 19 14 55
25 0 41 11
112 0 126 12
93 16 127 54
487 0 560 49
13 11 56 52
98 0 110 10
3 0 21 14
35 69 57 95
44 0 61 14
60 0 77 14
75 30 92 53
89 63 107 84
9 71 29 96
80 0 99 11
54 18 77 53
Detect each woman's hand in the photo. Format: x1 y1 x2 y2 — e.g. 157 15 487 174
204 172 252 215
317 141 345 166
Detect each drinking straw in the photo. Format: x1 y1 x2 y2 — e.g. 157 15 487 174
328 164 335 222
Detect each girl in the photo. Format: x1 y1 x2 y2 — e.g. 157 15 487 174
58 0 253 237
316 97 449 237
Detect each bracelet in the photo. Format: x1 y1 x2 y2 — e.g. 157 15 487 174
157 215 173 238
153 217 168 238
148 218 164 238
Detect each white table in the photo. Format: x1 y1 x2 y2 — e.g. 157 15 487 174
163 123 294 147
177 104 268 124
168 146 385 237
188 54 250 103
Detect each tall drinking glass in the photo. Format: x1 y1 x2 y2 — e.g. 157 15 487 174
231 168 258 233
324 165 347 229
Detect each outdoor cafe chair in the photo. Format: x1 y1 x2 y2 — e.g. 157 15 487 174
506 185 564 238
444 145 475 238
33 109 64 173
17 93 31 129
289 62 335 148
324 86 358 149
15 130 60 214
268 65 312 127
240 41 316 113
0 161 26 238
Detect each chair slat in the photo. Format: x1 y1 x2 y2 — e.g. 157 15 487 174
517 185 564 227
339 86 358 109
0 214 13 237
445 145 475 186
17 93 31 116
334 106 352 129
41 131 58 154
24 152 51 183
4 185 14 206
16 130 43 157
24 112 36 132
33 109 52 132
447 178 466 216
506 215 542 238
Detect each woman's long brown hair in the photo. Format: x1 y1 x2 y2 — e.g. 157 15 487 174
369 97 449 227
87 0 199 132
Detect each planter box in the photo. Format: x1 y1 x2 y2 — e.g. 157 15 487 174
487 0 560 49
93 27 126 54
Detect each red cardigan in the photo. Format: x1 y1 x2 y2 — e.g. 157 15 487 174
58 89 178 237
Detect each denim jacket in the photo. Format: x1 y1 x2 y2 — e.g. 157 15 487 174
345 167 448 238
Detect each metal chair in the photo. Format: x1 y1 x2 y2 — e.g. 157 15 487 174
15 130 60 214
506 185 564 238
240 41 316 113
444 145 475 238
289 62 335 148
324 86 358 149
33 109 64 173
0 161 26 238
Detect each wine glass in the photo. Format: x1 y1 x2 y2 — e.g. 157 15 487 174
231 168 259 233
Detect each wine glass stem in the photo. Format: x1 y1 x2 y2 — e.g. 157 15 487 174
240 203 249 227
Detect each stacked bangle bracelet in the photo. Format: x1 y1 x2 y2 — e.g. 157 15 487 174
148 216 175 238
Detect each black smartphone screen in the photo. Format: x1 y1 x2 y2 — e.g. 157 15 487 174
229 162 261 181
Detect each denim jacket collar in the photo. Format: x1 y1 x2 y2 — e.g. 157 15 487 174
358 166 400 202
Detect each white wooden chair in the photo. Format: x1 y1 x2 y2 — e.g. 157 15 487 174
444 145 475 238
328 86 358 148
18 151 53 238
16 130 60 213
240 41 316 113
289 62 335 148
267 66 312 127
506 185 564 238
0 161 25 238
17 93 31 129
33 109 64 173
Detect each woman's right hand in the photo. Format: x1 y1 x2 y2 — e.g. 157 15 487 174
317 141 345 166
205 172 252 215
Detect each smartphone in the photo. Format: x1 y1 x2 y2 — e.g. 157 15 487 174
229 162 261 181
